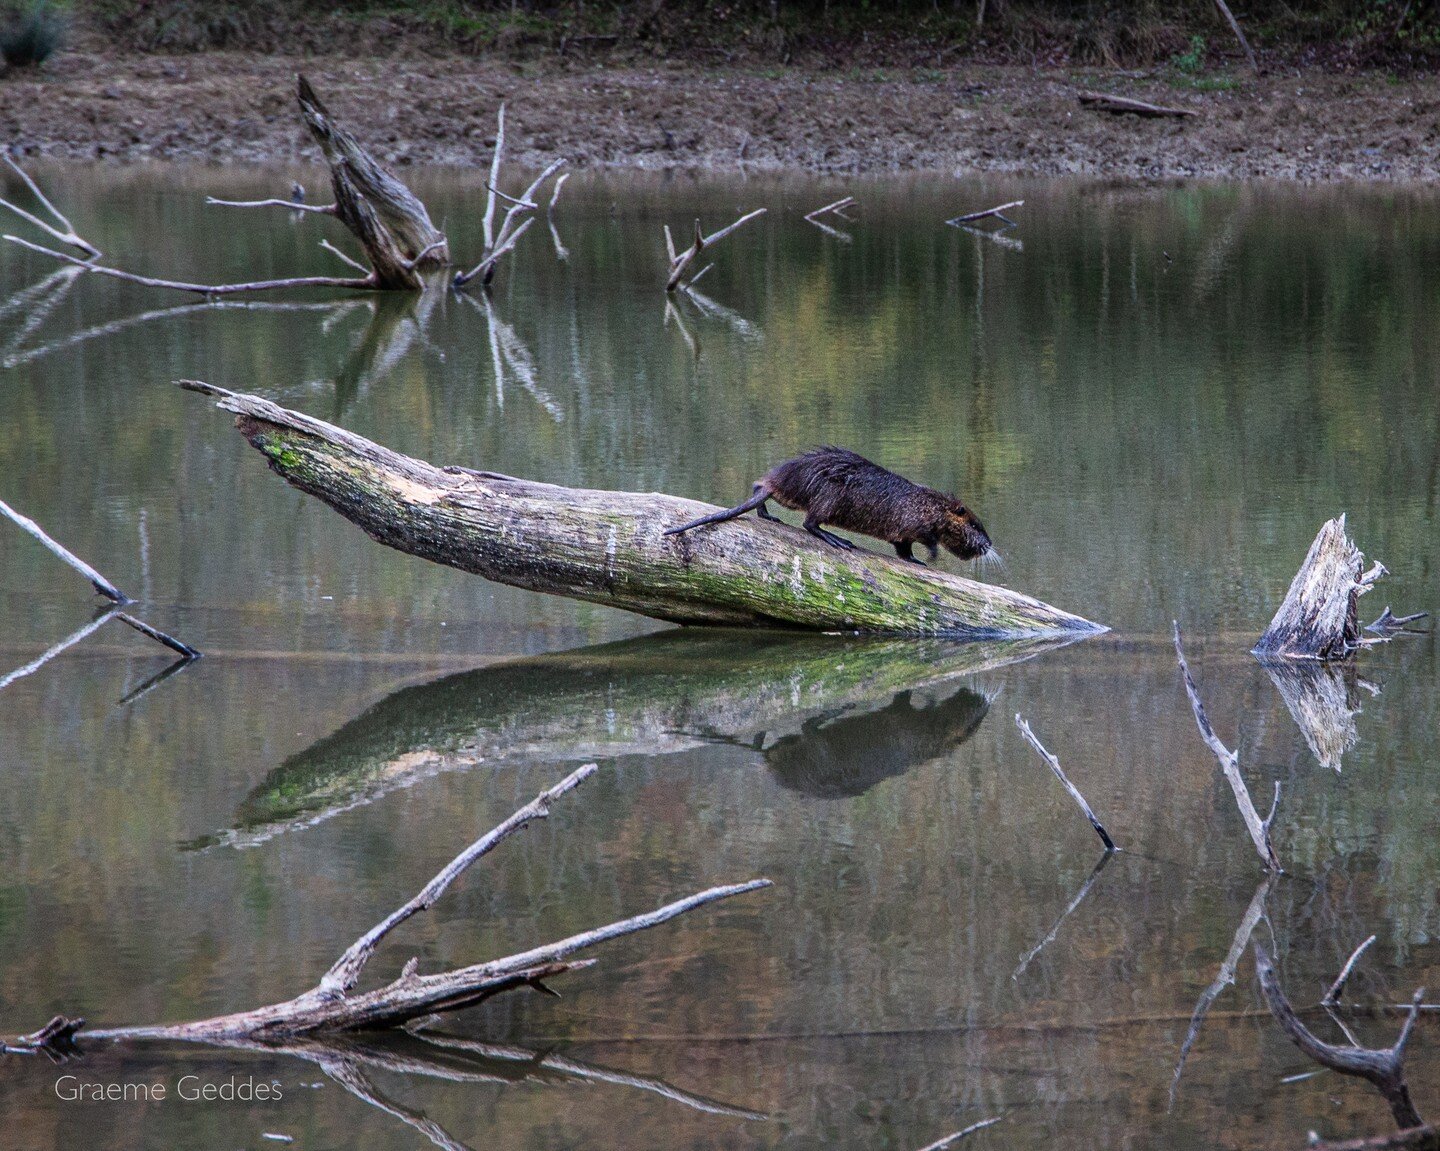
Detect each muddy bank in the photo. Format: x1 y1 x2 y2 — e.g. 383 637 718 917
3 50 1437 181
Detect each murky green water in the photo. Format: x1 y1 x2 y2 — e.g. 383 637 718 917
0 166 1437 1150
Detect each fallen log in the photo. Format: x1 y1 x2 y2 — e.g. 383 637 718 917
1077 91 1198 118
181 380 1105 638
1254 515 1387 661
4 764 769 1050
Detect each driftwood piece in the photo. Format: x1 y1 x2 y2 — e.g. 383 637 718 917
1255 516 1386 661
946 200 1024 227
1254 943 1424 1130
180 380 1105 638
1366 608 1429 636
1325 936 1379 1008
0 498 200 659
1174 623 1281 872
194 631 1066 849
296 76 448 271
804 196 856 242
1014 714 1116 851
665 209 766 291
1077 91 1198 118
454 104 566 289
5 764 770 1050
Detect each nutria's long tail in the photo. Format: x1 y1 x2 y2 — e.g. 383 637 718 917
664 489 769 535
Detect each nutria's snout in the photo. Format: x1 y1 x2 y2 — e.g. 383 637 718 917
941 506 993 562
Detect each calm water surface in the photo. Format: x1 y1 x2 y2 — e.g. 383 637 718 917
0 166 1437 1150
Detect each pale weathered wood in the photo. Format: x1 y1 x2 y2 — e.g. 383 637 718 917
1325 935 1379 1008
1014 713 1116 851
947 200 1024 227
1212 0 1259 71
666 209 766 291
1261 659 1365 772
1077 91 1198 118
296 76 449 271
5 765 770 1049
1255 516 1385 661
1 151 101 258
180 380 1105 638
1310 1128 1440 1151
1174 622 1281 872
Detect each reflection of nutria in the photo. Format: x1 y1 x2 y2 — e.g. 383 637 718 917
764 685 991 799
664 447 994 565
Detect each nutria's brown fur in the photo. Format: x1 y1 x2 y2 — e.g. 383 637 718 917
664 447 993 565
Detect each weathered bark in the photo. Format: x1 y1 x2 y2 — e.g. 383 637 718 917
6 765 770 1049
297 76 449 272
1310 1129 1440 1151
1255 516 1385 661
182 380 1105 638
192 630 1068 849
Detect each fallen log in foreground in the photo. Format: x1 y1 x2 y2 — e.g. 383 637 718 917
181 381 1105 638
5 765 769 1049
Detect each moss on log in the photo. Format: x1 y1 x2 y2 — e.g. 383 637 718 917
182 381 1106 638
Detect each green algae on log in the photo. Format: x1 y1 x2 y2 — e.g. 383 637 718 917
182 380 1106 638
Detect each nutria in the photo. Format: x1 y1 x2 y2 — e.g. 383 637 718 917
664 446 993 565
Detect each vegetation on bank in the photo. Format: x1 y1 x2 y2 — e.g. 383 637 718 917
38 0 1440 69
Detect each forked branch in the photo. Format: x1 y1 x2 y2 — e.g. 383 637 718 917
665 208 767 291
4 764 771 1050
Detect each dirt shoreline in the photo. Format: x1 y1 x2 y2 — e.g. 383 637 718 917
3 49 1438 182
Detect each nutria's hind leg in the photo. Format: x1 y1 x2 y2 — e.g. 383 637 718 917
754 484 782 522
803 516 856 550
894 540 925 565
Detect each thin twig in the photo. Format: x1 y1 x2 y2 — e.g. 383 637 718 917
320 239 370 274
206 196 337 215
548 172 570 212
0 496 128 602
1324 935 1379 1008
1014 714 1116 850
483 103 506 253
1173 621 1282 872
803 195 856 222
1 152 101 259
947 200 1024 227
320 764 597 995
113 612 202 660
665 208 767 291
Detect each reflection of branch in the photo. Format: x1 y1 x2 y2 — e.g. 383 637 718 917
915 1116 1004 1150
0 612 113 692
1174 622 1281 871
0 265 81 358
1170 874 1273 1105
321 1056 474 1151
9 766 770 1050
1012 852 1112 980
1 152 101 258
663 297 699 361
463 292 565 422
2 298 363 370
1255 943 1424 1130
678 284 762 341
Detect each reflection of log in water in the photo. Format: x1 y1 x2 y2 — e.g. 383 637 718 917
1261 658 1367 772
195 632 1074 848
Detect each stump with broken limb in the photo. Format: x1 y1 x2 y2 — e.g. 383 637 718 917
2 80 561 298
179 379 1106 638
5 764 769 1052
